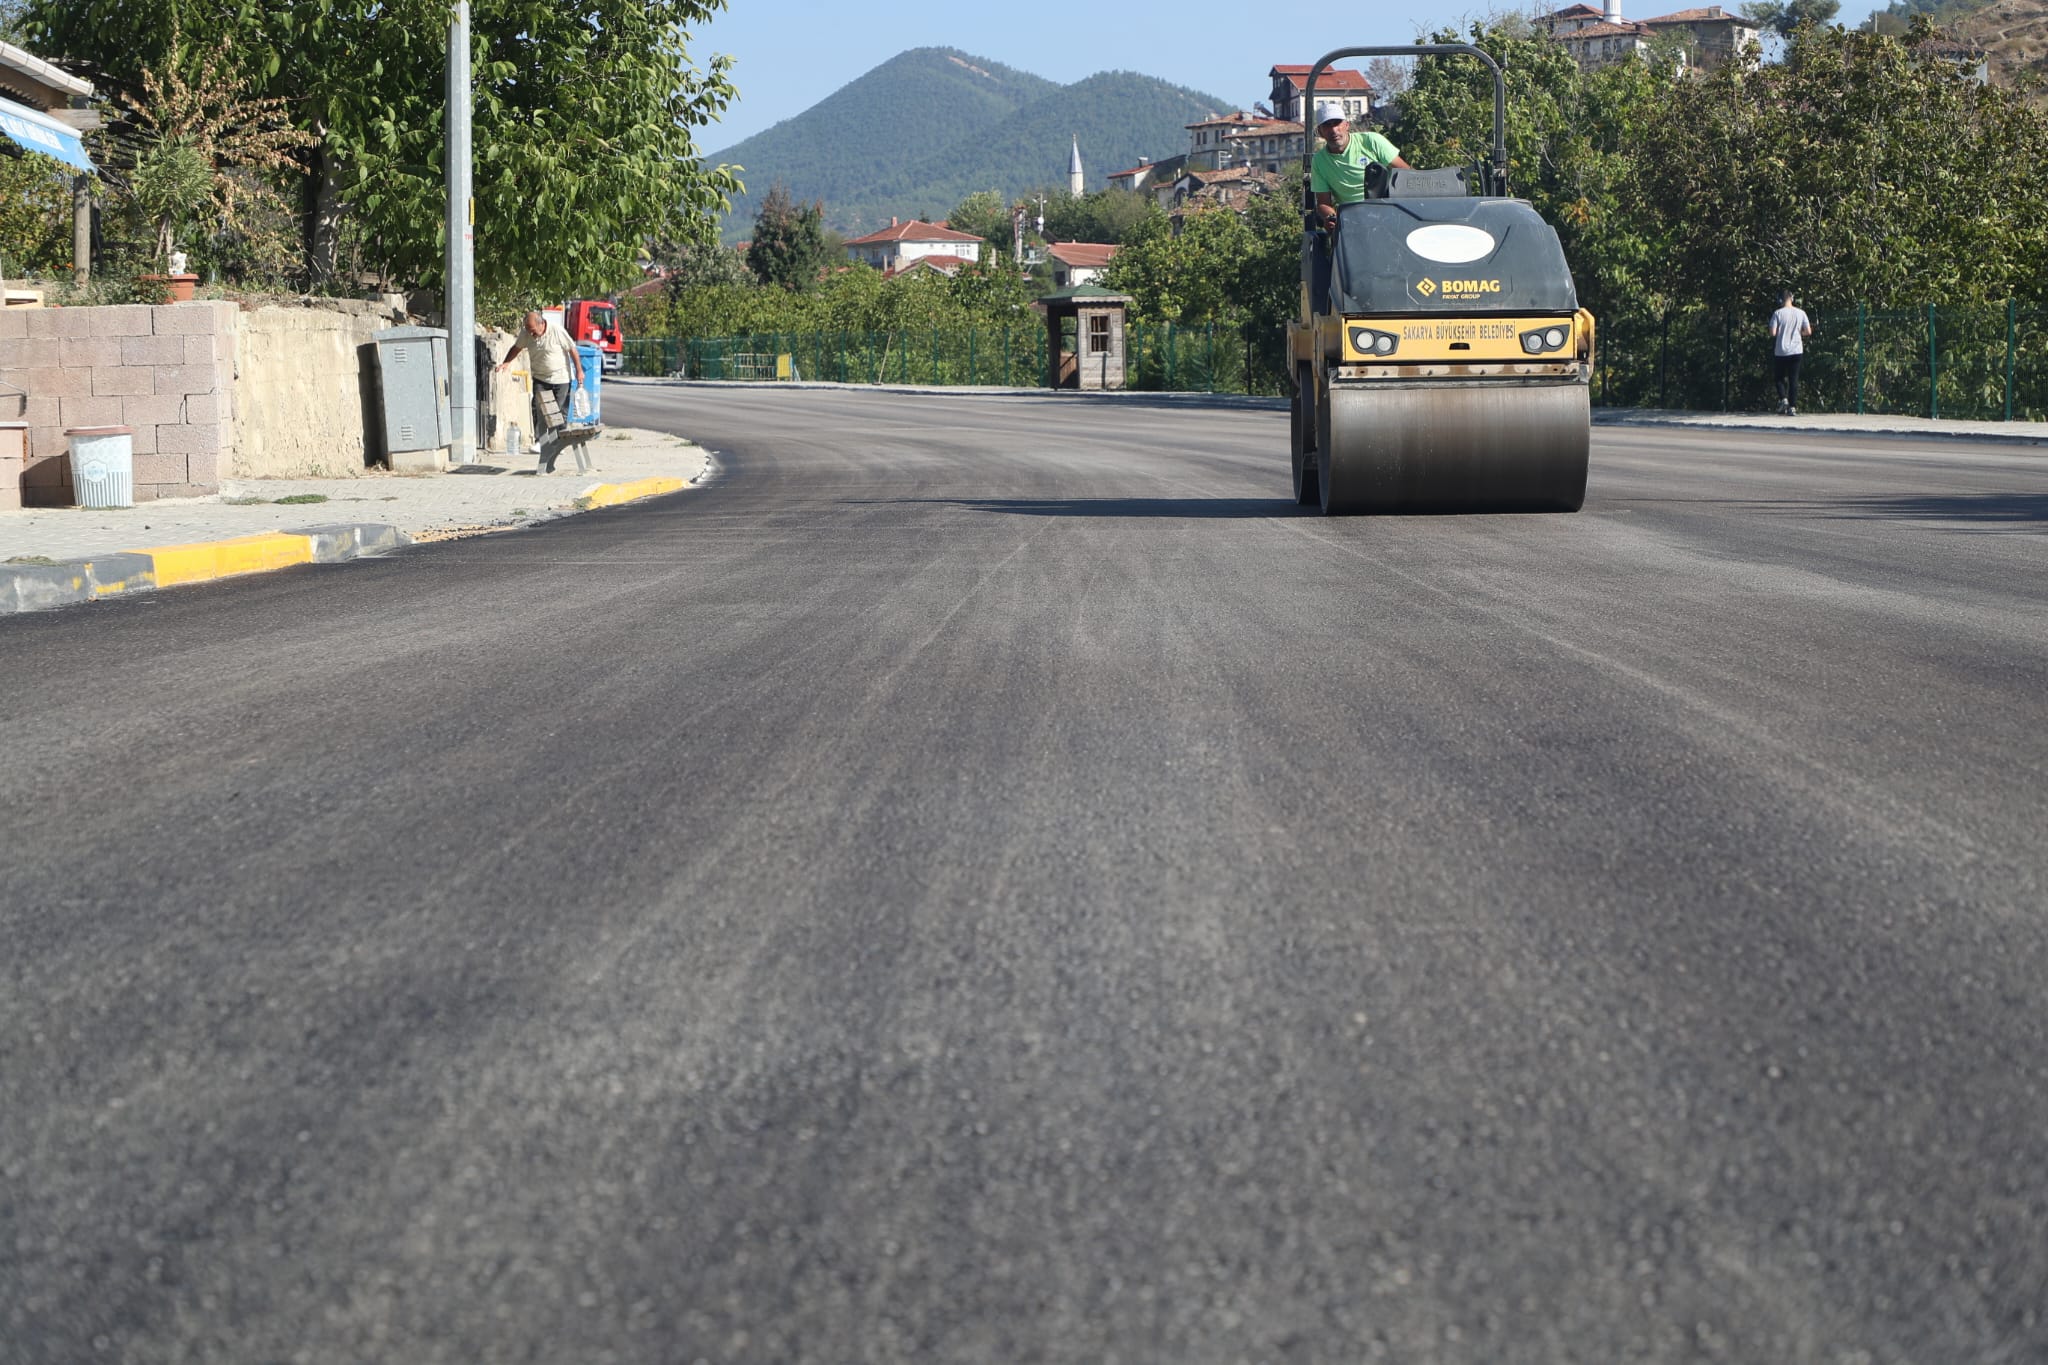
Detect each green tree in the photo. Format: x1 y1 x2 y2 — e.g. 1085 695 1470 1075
747 184 831 290
26 0 741 297
946 189 1012 254
104 27 314 273
1396 20 1682 316
1631 18 2048 308
655 236 753 291
0 152 76 275
1741 0 1843 39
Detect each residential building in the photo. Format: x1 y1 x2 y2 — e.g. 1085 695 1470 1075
1168 166 1288 230
1639 6 1761 66
1105 153 1186 198
1045 242 1117 289
1540 2 1760 70
1267 65 1372 125
1188 111 1311 173
840 218 986 274
1218 117 1305 176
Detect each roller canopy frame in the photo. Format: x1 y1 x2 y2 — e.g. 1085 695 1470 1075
1302 44 1508 199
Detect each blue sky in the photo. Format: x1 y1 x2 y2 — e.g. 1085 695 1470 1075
691 0 1886 154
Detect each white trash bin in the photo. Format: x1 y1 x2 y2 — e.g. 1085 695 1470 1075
66 425 135 509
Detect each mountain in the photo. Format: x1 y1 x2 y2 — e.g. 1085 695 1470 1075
707 48 1229 241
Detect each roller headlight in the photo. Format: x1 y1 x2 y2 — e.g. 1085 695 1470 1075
1520 325 1571 354
1349 327 1399 357
1546 327 1566 349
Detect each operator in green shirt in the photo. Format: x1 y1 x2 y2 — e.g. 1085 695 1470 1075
1309 101 1408 229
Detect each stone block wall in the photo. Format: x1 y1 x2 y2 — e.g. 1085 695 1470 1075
0 301 236 505
2 299 540 507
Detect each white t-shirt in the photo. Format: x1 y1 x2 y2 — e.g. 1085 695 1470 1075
1771 305 1811 357
519 319 581 383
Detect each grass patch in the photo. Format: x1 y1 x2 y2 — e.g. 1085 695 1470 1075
273 493 329 505
573 495 596 512
5 554 58 565
222 495 266 505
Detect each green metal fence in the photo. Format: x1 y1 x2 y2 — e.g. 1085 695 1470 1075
1592 301 2048 421
626 302 2048 419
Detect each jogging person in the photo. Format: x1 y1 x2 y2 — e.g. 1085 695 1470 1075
1770 289 1813 416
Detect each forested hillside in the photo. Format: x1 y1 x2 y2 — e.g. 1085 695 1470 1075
1871 0 2048 88
709 49 1226 240
863 72 1224 234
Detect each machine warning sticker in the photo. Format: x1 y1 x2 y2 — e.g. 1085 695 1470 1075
1414 277 1503 301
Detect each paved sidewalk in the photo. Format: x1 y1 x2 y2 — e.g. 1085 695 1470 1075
2 426 712 566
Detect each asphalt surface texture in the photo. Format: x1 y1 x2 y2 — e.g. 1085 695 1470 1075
4 385 2045 1364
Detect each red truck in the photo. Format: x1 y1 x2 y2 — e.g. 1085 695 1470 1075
562 299 623 374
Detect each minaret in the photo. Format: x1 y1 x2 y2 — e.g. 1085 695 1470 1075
1604 0 1622 19
1068 136 1084 196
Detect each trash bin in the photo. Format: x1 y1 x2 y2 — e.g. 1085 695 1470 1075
570 342 602 427
66 425 134 508
372 325 451 465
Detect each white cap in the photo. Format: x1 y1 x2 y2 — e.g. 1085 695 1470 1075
1314 101 1346 127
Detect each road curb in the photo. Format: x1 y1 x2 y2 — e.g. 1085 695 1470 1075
578 476 690 509
0 522 412 616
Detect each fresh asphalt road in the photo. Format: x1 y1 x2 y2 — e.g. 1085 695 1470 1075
4 386 2045 1364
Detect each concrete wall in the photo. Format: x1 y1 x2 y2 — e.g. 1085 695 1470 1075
235 309 533 476
2 301 543 506
233 303 397 479
0 301 236 505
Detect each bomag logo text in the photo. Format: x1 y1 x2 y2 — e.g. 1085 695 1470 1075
1440 279 1502 295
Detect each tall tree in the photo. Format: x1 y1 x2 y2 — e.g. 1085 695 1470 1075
1631 18 2048 308
747 185 830 291
25 0 741 297
945 190 1011 255
1741 0 1843 39
1396 20 1683 316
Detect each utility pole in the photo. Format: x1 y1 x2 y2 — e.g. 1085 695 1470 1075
445 0 477 464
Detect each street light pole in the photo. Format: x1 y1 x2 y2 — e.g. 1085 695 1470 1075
445 0 477 464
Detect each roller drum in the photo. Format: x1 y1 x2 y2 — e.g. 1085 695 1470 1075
1319 380 1589 514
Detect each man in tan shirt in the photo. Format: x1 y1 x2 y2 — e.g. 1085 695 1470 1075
496 311 586 471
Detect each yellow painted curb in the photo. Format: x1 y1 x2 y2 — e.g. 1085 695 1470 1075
137 533 316 588
579 476 688 510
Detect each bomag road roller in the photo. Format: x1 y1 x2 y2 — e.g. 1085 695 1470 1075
1288 44 1592 514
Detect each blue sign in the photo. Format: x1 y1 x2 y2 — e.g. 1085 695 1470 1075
0 96 94 173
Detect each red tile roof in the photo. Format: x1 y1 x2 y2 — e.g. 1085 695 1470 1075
1562 20 1649 38
1046 242 1117 269
841 219 986 246
882 254 975 278
1269 66 1372 92
1642 5 1751 21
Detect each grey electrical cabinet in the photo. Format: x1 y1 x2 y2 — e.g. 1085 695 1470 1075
372 325 451 458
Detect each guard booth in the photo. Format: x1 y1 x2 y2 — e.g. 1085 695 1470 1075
1036 286 1131 391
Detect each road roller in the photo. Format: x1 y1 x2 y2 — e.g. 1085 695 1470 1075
1288 44 1592 514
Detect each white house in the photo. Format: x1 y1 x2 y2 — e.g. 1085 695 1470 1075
1266 65 1371 125
840 219 986 275
1045 242 1117 289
